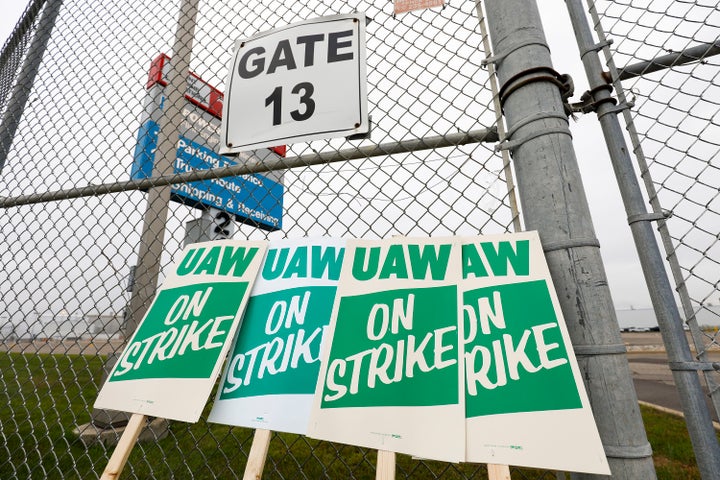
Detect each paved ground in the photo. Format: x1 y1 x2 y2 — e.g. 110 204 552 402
623 332 720 422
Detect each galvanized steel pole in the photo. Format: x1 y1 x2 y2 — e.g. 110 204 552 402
480 1 656 477
87 0 201 432
124 0 200 335
565 0 720 478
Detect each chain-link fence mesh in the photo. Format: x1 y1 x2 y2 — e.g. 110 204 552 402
0 1 561 479
589 0 720 422
4 0 718 477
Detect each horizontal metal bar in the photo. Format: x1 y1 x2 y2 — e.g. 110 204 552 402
619 39 720 80
0 128 498 208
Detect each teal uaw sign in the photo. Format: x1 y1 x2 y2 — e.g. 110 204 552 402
209 238 345 434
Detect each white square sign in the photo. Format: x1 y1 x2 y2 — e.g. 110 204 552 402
220 13 369 154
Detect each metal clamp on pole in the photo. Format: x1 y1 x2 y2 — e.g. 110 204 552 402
498 66 572 109
602 443 653 460
570 84 615 114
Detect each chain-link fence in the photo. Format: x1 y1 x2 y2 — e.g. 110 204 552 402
0 0 541 478
3 0 719 478
589 0 720 423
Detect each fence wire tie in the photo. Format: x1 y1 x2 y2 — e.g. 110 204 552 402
627 211 671 225
481 39 549 67
540 237 601 253
495 126 572 152
573 344 627 356
495 111 572 152
580 38 614 59
669 361 720 372
504 111 568 139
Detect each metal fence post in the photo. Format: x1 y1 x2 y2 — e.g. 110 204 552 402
124 0 200 336
0 0 63 174
480 1 656 478
564 1 720 478
585 0 720 434
86 0 201 433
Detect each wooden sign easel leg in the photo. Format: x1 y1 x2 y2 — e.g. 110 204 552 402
243 428 272 480
100 413 146 480
376 450 396 480
487 463 511 480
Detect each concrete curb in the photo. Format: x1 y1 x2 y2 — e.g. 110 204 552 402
639 400 720 432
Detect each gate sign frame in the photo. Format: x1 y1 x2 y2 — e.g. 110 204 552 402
220 13 369 154
130 54 285 231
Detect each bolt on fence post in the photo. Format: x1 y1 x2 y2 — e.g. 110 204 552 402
0 0 64 175
480 1 657 478
564 0 720 478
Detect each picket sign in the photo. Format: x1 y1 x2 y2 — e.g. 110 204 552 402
376 450 396 480
94 239 266 480
487 464 511 480
243 429 272 480
100 414 147 480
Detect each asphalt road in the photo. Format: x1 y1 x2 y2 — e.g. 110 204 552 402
624 332 720 422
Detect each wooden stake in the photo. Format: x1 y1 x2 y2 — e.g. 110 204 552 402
487 463 511 480
242 429 272 480
376 450 396 480
100 413 146 480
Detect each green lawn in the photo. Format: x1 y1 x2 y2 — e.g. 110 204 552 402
0 353 713 479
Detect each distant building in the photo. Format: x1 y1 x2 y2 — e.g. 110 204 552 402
87 313 124 338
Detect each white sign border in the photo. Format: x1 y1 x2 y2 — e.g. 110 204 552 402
208 237 346 435
462 231 610 475
307 236 466 463
220 13 368 154
94 240 267 423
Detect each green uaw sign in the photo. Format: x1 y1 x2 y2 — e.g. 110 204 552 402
463 280 579 415
308 237 465 463
320 285 459 408
209 238 345 434
462 232 609 475
109 282 248 381
94 240 267 423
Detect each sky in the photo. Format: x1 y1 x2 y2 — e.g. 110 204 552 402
0 0 658 311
